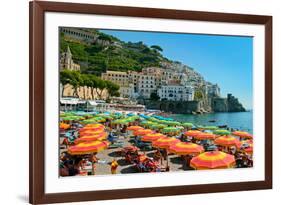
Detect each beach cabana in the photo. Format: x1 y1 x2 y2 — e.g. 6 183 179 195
190 151 236 170
68 140 109 175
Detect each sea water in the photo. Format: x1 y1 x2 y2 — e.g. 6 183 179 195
171 111 253 134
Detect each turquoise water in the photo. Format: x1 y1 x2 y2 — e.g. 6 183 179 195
171 111 253 134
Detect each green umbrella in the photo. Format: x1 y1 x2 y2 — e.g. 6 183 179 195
182 122 194 128
202 126 219 130
213 129 231 136
167 121 181 126
81 118 97 124
162 127 180 133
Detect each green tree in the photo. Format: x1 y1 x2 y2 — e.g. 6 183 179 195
194 90 203 101
150 92 160 101
151 45 163 52
106 81 120 97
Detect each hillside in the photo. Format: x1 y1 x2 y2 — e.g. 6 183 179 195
60 29 171 76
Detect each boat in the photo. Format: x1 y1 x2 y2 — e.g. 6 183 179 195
208 119 216 123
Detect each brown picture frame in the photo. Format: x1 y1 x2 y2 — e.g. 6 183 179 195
29 1 272 204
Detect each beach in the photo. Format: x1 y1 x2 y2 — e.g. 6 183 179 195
59 111 253 177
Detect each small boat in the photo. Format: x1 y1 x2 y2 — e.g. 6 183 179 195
208 119 216 123
218 125 228 129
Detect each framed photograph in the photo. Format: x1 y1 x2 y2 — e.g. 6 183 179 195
29 1 272 204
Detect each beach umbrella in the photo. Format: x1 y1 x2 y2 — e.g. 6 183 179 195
213 129 231 136
127 126 144 131
194 132 217 140
162 127 180 133
184 130 202 137
68 140 109 155
74 132 108 144
166 121 181 126
201 126 219 130
169 142 204 155
214 136 240 147
152 137 180 149
232 131 253 139
79 127 104 133
60 122 70 130
81 118 97 124
79 129 105 136
182 122 194 128
133 129 154 136
151 124 167 130
141 133 166 142
190 151 236 170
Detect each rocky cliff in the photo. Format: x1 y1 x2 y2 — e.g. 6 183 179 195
212 94 246 112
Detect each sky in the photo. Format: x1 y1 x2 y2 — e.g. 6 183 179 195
100 29 253 109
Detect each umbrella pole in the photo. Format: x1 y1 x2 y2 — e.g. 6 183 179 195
91 153 95 175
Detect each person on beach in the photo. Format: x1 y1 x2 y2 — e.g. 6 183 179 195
91 153 99 175
111 158 119 174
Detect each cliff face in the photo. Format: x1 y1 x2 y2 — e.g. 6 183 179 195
212 94 246 112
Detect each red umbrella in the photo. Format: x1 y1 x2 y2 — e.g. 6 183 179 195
184 130 202 137
133 129 154 136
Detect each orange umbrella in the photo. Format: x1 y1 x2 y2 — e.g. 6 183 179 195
127 126 144 131
190 151 236 169
60 122 70 130
232 131 253 139
152 137 180 149
79 129 105 136
85 123 105 128
169 142 204 155
133 129 154 136
184 130 202 137
214 136 240 147
194 132 216 140
142 133 166 142
74 132 108 144
68 140 109 155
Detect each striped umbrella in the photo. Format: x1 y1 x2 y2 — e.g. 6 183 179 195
84 124 105 129
141 133 166 142
68 140 109 155
79 129 105 136
194 132 217 140
214 136 240 147
152 137 180 149
133 129 154 136
74 132 108 144
190 151 236 169
184 130 202 137
127 126 144 131
79 125 104 133
232 131 253 139
169 142 204 155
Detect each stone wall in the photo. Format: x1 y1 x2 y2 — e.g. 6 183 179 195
142 100 201 114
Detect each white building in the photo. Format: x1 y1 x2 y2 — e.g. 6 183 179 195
158 84 194 101
137 74 156 98
207 83 220 97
